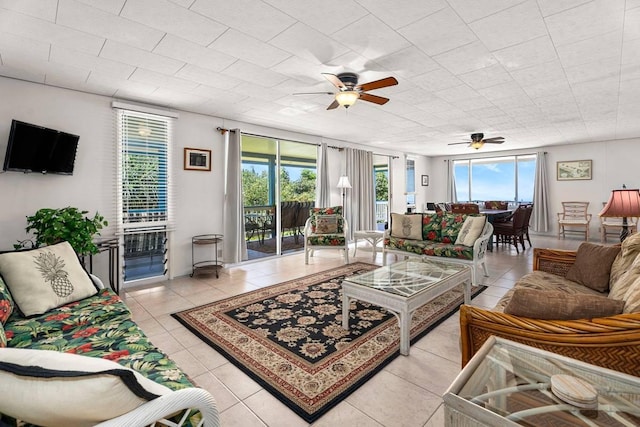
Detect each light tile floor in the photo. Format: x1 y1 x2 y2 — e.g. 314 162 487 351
124 234 583 427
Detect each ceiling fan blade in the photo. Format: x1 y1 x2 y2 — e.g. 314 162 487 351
483 137 505 143
357 76 398 92
293 91 334 96
448 142 471 146
322 73 346 89
356 77 398 92
326 99 340 110
359 92 389 105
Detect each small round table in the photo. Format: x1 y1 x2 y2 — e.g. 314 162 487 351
353 230 385 261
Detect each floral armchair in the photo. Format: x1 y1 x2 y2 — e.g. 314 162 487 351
303 206 349 264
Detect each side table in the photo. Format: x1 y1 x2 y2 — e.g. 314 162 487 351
353 230 384 261
191 234 223 278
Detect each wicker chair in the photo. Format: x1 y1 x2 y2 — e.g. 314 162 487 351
459 248 640 376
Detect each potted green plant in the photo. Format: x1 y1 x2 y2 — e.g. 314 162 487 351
15 207 108 255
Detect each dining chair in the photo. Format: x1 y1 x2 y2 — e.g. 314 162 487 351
493 205 528 253
557 201 592 241
520 204 534 247
451 203 480 214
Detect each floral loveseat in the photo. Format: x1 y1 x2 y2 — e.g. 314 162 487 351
460 236 640 376
0 242 218 426
383 212 493 285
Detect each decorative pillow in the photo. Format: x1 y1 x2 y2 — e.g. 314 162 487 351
0 323 6 348
0 276 14 325
310 206 343 233
504 289 624 320
621 275 640 314
314 215 338 234
440 213 468 243
565 242 621 293
390 213 422 240
455 216 486 246
0 348 171 426
422 212 442 241
609 233 640 300
0 241 98 317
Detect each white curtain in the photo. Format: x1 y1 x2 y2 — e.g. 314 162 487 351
223 129 247 263
531 151 550 232
316 142 330 207
345 147 375 240
447 159 458 202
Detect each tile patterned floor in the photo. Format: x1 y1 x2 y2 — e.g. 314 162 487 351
124 234 583 427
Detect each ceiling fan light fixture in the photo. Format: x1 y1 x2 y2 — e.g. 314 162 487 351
470 141 484 150
335 91 360 108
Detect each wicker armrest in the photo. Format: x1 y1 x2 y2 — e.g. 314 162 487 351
532 247 577 277
459 304 640 376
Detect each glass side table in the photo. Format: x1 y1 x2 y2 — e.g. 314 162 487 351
444 336 640 426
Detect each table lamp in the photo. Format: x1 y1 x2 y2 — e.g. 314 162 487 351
337 175 352 209
599 185 640 242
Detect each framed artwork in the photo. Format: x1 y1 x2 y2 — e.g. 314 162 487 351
184 147 211 171
557 160 592 181
421 175 429 186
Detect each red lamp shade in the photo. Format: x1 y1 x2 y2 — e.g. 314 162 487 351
600 189 640 218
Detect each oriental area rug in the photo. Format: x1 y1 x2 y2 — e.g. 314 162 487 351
172 262 485 422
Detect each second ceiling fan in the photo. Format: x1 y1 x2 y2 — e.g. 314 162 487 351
295 72 398 110
449 133 505 150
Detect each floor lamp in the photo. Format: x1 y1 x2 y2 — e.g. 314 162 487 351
599 185 640 242
337 176 352 210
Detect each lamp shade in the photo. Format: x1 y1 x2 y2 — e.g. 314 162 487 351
337 176 352 189
335 91 359 108
600 189 640 217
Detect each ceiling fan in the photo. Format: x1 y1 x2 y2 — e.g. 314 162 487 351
448 133 505 150
294 72 398 110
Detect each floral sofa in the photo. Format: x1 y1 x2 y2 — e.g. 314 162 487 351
0 242 218 426
383 212 493 285
460 236 640 377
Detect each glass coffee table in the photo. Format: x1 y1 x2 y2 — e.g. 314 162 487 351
444 337 640 426
341 259 471 356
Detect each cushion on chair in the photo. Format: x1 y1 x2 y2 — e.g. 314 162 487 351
306 235 346 246
455 216 486 246
0 241 98 317
0 348 171 426
0 323 6 348
440 213 468 243
314 215 339 234
390 213 422 240
504 289 624 320
310 206 344 234
565 242 621 292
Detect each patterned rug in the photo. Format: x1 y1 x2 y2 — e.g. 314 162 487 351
172 262 485 422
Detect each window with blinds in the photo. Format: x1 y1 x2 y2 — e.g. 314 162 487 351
116 109 171 283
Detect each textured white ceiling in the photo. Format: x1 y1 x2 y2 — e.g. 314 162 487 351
1 0 639 156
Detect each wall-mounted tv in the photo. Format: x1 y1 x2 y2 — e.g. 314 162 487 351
3 120 79 175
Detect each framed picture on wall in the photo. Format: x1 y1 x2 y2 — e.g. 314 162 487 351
421 175 429 186
557 160 592 181
184 147 211 171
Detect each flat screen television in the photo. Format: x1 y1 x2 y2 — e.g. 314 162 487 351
3 120 79 175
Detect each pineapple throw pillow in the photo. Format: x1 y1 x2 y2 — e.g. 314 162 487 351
0 241 97 317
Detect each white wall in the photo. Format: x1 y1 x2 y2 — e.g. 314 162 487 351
0 77 391 284
428 140 640 238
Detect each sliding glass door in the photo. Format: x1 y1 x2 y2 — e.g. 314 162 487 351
241 135 317 261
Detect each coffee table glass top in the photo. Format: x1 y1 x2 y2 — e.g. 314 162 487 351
454 338 640 426
344 259 468 297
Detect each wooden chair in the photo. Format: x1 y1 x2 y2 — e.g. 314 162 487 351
450 203 480 214
304 206 349 264
557 201 591 240
483 201 508 210
600 202 639 243
493 205 528 253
